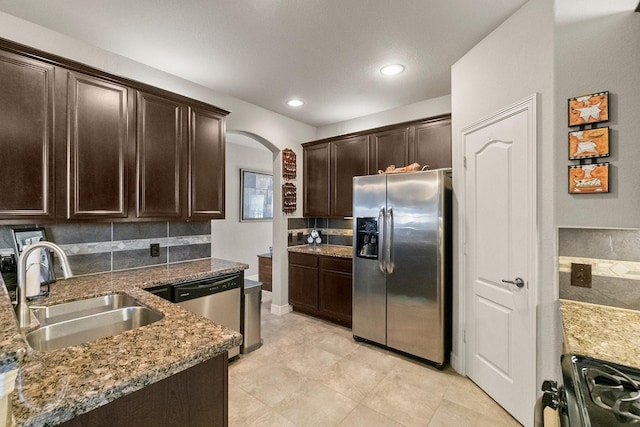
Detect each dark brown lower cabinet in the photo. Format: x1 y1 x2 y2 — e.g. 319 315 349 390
288 252 352 328
60 353 228 427
257 254 272 292
318 256 352 328
288 252 318 312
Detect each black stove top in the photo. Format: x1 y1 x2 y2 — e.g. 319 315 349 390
562 354 640 426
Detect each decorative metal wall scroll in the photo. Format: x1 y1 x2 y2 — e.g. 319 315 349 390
282 148 297 180
282 149 297 213
282 183 297 214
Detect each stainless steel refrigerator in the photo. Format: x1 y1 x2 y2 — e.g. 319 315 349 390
352 169 452 367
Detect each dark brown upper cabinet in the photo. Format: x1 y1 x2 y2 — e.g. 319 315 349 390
369 127 410 174
303 135 368 218
66 72 132 219
0 39 229 223
303 143 331 217
0 50 56 220
331 135 369 217
136 92 185 219
188 106 225 220
411 117 452 170
301 114 450 218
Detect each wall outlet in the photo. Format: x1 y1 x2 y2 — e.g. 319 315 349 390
570 263 592 288
150 243 160 257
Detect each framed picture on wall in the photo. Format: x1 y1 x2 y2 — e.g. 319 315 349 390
240 169 273 221
568 91 609 127
568 127 610 160
568 162 610 194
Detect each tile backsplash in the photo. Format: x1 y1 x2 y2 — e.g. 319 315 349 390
559 227 640 310
287 218 353 247
0 221 211 277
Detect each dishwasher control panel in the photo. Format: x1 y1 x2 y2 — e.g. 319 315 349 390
171 272 242 303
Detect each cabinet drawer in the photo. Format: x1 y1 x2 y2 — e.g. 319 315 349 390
289 252 318 267
319 256 352 273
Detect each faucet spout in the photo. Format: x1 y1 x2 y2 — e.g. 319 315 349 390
15 241 73 328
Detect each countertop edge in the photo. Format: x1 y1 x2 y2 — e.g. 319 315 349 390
2 258 248 426
287 244 353 259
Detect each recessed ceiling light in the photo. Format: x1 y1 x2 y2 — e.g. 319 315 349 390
287 99 304 107
380 64 405 76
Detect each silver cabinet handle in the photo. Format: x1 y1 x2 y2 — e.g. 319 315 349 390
502 277 525 288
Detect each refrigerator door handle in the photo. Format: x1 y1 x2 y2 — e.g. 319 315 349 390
386 206 394 274
378 206 386 273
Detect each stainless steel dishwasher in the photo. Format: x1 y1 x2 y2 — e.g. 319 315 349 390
173 272 242 358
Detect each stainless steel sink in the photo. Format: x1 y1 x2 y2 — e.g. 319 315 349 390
26 294 164 351
31 293 139 326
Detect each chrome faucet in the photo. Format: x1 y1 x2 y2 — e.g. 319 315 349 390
15 241 73 328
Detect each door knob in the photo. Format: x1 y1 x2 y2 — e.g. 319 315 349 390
502 277 525 288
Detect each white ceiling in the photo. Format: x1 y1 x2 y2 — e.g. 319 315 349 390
0 0 528 127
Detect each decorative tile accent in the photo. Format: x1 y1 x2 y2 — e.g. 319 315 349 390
0 222 212 276
559 256 640 281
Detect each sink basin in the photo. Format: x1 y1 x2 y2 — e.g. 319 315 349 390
26 294 164 351
31 293 139 326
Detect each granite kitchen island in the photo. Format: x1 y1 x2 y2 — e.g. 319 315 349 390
0 258 247 427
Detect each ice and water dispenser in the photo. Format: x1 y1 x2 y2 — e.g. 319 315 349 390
356 218 378 259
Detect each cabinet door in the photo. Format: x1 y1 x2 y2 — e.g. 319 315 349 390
331 136 368 217
303 143 330 217
288 253 318 311
136 92 185 218
67 72 130 218
411 118 452 170
318 257 352 327
188 107 225 219
0 51 55 219
369 127 410 173
258 256 272 292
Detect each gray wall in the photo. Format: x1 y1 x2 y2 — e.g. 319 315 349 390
211 141 273 278
316 95 451 139
555 3 640 227
451 0 558 383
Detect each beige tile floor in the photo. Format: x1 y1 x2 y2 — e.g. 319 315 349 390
229 292 522 427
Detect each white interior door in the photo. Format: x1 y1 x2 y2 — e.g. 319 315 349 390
462 95 537 426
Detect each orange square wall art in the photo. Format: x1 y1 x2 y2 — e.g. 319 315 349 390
568 127 610 160
568 91 609 126
568 163 609 194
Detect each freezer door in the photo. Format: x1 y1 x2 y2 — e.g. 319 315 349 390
386 170 447 363
352 174 387 345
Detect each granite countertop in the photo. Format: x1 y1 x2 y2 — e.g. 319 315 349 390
1 258 247 427
257 252 271 258
560 299 640 369
287 244 353 259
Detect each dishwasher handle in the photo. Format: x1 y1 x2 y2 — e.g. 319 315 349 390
173 274 241 302
180 275 237 290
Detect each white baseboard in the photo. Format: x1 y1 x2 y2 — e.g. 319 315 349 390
450 352 463 375
270 303 292 315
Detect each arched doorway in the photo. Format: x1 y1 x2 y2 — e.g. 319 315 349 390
212 130 291 315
